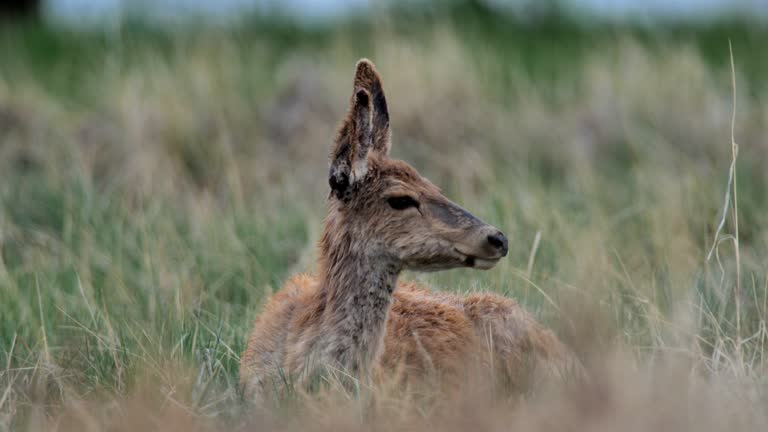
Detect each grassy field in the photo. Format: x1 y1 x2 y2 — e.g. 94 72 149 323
1 5 768 430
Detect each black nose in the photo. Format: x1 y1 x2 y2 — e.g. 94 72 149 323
487 231 509 256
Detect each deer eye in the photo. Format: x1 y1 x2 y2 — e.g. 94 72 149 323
387 196 420 210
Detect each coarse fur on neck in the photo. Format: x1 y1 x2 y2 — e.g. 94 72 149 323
314 196 401 373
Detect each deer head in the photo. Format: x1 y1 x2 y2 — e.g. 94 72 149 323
325 59 508 272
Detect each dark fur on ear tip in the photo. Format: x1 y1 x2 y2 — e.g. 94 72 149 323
354 58 381 90
355 58 375 75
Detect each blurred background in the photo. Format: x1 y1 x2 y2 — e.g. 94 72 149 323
1 0 767 430
18 0 768 26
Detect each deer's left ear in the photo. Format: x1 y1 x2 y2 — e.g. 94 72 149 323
329 59 391 200
355 59 390 155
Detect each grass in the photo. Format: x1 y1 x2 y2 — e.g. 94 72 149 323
1 7 768 430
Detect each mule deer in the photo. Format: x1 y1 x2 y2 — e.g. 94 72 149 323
240 59 578 398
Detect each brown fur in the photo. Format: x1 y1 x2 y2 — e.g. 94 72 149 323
240 59 578 398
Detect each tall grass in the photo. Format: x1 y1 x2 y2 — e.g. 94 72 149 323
1 15 768 430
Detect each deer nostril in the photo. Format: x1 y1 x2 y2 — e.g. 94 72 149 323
487 232 509 255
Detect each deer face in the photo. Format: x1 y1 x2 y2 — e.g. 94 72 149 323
326 59 508 272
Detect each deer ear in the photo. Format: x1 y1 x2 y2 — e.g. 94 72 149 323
330 59 390 200
353 59 390 155
329 84 373 200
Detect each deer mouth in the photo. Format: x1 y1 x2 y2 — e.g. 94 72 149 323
454 249 502 270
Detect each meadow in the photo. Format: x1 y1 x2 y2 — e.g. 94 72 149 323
1 5 768 430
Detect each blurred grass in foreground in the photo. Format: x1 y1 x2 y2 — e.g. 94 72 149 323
1 5 768 430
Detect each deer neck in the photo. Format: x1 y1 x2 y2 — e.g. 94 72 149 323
316 216 400 372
